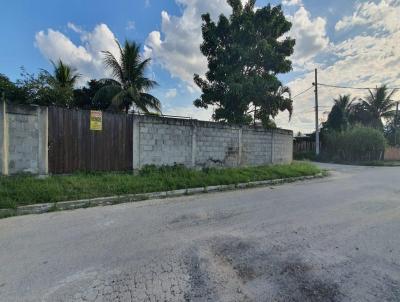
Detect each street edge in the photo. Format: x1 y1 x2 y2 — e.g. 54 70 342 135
0 172 326 218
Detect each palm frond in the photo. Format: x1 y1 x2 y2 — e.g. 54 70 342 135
102 50 124 83
139 93 162 113
49 59 80 88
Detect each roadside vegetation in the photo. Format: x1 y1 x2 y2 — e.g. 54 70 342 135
0 162 321 209
322 126 386 162
295 86 399 164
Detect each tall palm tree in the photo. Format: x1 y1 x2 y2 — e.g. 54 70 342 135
44 59 80 107
360 85 398 129
94 40 161 113
325 94 356 131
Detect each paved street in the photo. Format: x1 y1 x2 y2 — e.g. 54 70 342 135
0 163 400 301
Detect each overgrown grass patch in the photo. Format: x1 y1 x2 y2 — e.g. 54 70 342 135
0 162 321 209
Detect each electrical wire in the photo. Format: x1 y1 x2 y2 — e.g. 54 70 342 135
291 86 314 99
295 107 330 114
317 83 400 90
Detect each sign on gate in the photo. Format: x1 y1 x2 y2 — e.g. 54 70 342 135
90 110 102 131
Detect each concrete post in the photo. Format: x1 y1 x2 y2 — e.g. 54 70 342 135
191 122 197 167
37 106 48 175
238 127 243 166
270 130 275 164
132 116 140 171
0 101 8 175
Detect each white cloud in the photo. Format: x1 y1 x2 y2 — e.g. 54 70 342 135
144 0 237 91
282 0 303 7
67 22 84 34
165 88 177 99
126 20 136 31
164 104 214 121
145 1 328 90
335 0 400 32
288 7 330 66
35 24 120 86
276 0 400 133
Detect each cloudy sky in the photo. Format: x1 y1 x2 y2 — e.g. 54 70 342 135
1 0 399 133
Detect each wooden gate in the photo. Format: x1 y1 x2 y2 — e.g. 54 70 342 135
48 107 133 174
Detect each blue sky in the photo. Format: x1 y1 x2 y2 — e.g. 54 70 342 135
1 0 399 132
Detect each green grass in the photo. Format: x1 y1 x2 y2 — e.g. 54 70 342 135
0 162 321 209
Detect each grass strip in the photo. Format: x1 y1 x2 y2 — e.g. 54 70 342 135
0 162 321 209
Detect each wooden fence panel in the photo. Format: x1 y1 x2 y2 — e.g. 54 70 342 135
293 140 316 153
48 107 133 174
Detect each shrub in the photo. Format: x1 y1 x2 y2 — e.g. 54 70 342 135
323 126 386 162
293 151 316 161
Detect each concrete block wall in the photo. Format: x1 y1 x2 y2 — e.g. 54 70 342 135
0 101 6 175
0 102 48 175
132 115 293 169
272 129 294 164
195 124 240 167
137 116 193 167
242 129 273 166
1 104 293 175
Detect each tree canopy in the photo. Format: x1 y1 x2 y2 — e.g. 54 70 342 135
94 40 161 113
360 85 397 129
194 0 295 126
323 95 355 131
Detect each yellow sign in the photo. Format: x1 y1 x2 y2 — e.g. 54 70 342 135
90 110 102 131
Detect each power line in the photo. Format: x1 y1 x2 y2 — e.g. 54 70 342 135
317 83 400 90
295 107 331 114
292 86 314 99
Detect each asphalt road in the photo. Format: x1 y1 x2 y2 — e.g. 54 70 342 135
1 163 400 302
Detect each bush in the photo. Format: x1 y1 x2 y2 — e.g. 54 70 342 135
323 126 386 162
293 151 316 161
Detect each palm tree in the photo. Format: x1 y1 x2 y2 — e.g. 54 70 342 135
325 94 356 131
48 60 80 89
360 85 398 129
94 40 161 113
44 59 80 107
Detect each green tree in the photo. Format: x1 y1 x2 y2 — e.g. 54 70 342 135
348 102 374 127
0 73 27 103
94 40 161 113
360 85 398 129
324 95 356 131
43 60 80 107
254 85 293 127
73 79 115 110
194 0 295 125
385 113 400 146
16 68 54 106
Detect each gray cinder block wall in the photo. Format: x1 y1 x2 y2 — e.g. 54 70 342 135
1 103 293 175
132 115 293 170
0 102 48 175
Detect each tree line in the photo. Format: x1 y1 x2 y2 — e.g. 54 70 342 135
1 1 297 128
0 40 161 114
322 87 399 146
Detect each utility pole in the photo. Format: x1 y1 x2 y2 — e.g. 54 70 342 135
313 69 320 155
395 102 399 146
